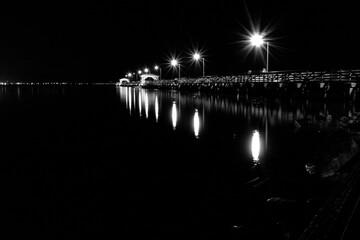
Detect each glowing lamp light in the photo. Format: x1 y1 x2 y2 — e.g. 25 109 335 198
193 53 201 61
251 130 260 162
154 65 162 80
170 59 181 79
171 59 178 66
250 34 264 47
144 68 149 73
138 70 142 74
193 52 205 76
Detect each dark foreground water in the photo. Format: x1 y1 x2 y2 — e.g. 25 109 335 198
1 85 358 239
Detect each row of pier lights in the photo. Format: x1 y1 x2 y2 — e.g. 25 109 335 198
125 33 269 80
125 52 204 81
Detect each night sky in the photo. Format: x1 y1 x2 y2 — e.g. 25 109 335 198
0 0 359 82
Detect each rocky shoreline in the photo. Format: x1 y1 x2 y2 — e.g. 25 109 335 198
294 113 360 239
239 112 360 240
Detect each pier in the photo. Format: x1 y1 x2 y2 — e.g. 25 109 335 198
123 69 360 101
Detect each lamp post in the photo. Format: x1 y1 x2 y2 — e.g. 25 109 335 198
250 33 269 72
138 70 142 81
171 59 180 80
154 65 162 80
193 53 205 77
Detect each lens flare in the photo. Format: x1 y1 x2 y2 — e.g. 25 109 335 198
250 34 264 47
171 59 178 66
193 53 201 60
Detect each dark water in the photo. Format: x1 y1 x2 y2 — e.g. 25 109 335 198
1 85 357 239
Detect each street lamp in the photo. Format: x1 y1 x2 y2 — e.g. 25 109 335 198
138 70 142 81
171 59 180 80
250 33 269 72
154 65 162 80
193 53 205 77
144 68 149 74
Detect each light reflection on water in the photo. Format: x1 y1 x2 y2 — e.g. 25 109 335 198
144 91 149 119
117 86 357 162
172 101 177 130
128 88 132 113
1 85 359 239
251 130 260 163
118 87 309 130
193 109 200 138
155 96 159 122
138 91 142 116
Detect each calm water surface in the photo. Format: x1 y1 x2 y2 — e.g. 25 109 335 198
1 85 358 239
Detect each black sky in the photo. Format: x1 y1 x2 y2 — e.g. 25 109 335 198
0 0 359 82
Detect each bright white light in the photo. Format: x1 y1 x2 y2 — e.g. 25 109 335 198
171 59 178 66
172 101 177 130
155 96 159 122
193 109 200 138
128 73 132 77
154 65 159 70
250 34 264 47
251 130 260 162
138 70 142 74
193 53 201 61
144 68 149 73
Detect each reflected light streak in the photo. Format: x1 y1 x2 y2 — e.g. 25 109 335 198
193 109 200 138
125 87 128 109
251 130 260 162
128 88 132 113
155 96 159 122
145 92 149 119
139 93 142 116
172 101 177 130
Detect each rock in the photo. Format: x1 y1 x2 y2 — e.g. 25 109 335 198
305 164 316 175
326 115 332 122
320 138 358 178
267 197 297 206
293 120 302 129
305 137 359 178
